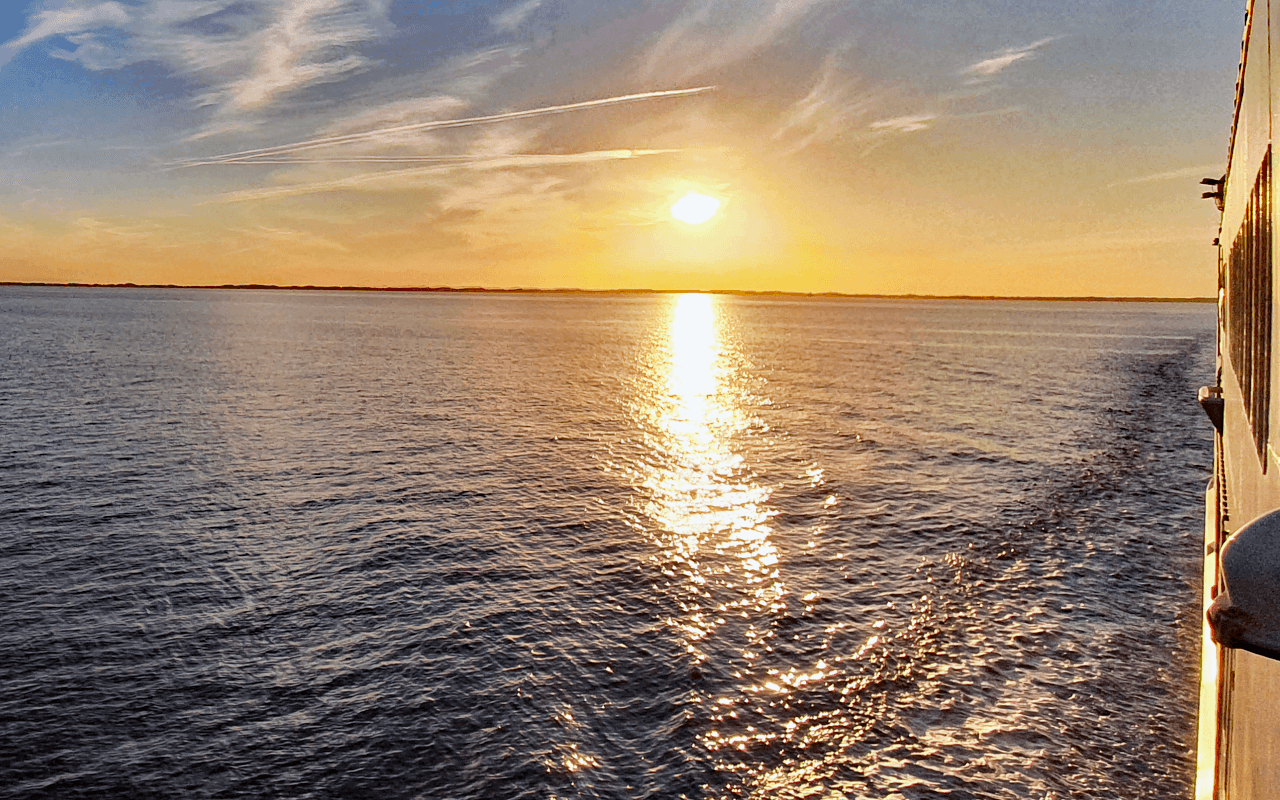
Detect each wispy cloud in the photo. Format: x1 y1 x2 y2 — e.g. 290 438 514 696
2 138 78 159
774 31 1050 154
774 54 878 153
73 216 170 244
210 0 384 116
216 149 681 203
1108 164 1223 188
491 0 542 33
5 2 131 53
964 37 1055 79
0 215 36 239
869 113 937 134
319 96 470 138
4 1 392 132
238 224 349 250
643 0 835 82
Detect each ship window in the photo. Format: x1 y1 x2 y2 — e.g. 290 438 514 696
1227 147 1272 462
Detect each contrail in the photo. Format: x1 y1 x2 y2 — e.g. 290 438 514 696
215 149 681 203
174 86 715 167
194 156 511 165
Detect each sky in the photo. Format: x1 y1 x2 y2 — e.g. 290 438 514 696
0 0 1247 295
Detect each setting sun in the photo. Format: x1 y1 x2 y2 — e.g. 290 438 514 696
670 192 722 225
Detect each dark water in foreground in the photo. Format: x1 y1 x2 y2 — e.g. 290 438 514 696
0 288 1214 799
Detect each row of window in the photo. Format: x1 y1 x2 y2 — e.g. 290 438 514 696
1226 148 1273 462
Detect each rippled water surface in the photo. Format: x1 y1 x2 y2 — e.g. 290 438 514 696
0 287 1214 799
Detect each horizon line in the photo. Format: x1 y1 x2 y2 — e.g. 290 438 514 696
0 282 1217 303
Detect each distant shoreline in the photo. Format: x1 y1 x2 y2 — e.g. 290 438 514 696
0 281 1217 303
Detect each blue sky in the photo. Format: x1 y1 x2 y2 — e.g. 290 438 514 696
0 0 1246 294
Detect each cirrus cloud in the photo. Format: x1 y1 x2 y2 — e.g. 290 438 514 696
3 0 392 133
964 37 1056 79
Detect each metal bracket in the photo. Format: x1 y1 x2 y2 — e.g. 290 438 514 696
1198 385 1224 434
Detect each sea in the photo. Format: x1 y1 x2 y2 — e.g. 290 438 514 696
0 286 1215 800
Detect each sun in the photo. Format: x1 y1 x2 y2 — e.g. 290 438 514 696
670 192 722 225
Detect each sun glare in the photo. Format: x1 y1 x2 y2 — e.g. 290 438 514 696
671 192 722 225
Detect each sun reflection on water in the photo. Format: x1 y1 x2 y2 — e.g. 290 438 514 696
637 296 784 662
626 294 870 793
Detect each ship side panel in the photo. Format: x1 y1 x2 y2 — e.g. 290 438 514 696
1217 3 1280 799
1222 652 1280 799
1222 0 1271 525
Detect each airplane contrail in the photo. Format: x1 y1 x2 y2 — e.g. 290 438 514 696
174 86 715 167
214 149 681 203
196 156 497 164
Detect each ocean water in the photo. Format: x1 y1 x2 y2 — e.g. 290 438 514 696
0 287 1215 800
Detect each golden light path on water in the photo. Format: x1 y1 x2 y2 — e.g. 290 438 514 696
621 296 1145 799
644 294 783 655
628 294 838 791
